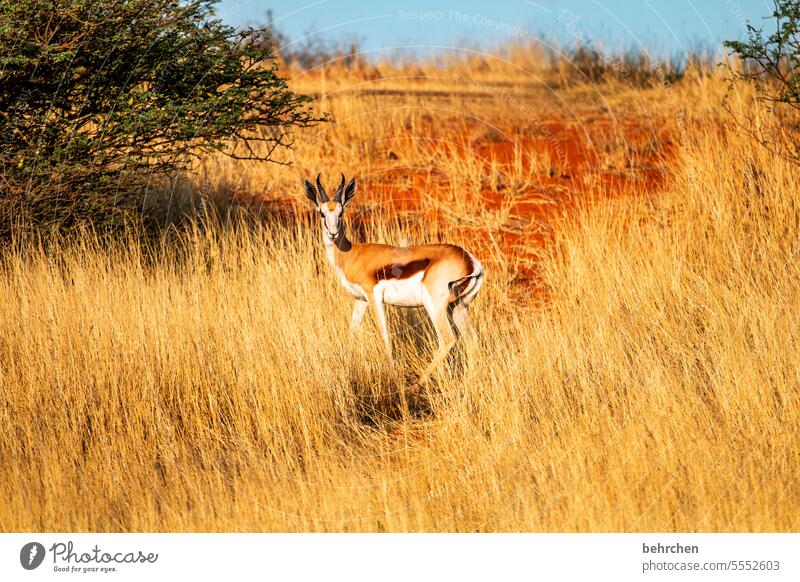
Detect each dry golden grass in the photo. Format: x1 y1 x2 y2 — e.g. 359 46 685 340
1 55 798 532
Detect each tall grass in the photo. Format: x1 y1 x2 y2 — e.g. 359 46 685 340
1 68 798 532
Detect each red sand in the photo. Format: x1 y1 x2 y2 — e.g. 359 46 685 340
234 116 674 298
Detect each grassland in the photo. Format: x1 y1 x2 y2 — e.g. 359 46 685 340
1 50 798 532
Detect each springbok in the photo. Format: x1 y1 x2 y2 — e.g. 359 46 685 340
304 173 484 386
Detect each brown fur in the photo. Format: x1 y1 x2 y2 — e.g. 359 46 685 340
333 242 472 299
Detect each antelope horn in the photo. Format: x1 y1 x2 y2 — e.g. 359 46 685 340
333 173 346 203
316 173 329 202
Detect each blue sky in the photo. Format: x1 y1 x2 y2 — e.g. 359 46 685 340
215 0 775 58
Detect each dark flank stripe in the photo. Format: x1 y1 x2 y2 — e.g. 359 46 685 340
375 258 431 281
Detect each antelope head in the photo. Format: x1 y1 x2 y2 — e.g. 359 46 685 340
304 173 356 242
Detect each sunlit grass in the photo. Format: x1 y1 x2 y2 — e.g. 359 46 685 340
1 59 798 532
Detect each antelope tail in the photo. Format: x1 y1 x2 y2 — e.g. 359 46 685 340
448 257 484 303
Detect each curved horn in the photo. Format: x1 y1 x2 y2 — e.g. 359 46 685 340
333 173 346 203
316 173 329 202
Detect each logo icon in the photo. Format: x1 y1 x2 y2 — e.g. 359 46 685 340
20 542 46 570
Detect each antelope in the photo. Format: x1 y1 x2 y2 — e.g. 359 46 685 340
304 173 484 386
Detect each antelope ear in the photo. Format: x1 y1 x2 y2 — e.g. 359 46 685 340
342 178 356 207
304 179 318 206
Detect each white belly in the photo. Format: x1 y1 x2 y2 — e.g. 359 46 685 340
375 273 426 307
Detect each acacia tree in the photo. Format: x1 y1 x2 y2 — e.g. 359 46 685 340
724 0 800 162
0 0 323 235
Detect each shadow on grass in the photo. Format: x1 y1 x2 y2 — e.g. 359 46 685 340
348 370 433 428
340 299 471 430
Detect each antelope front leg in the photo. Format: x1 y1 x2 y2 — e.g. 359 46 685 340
349 299 368 339
370 291 394 364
